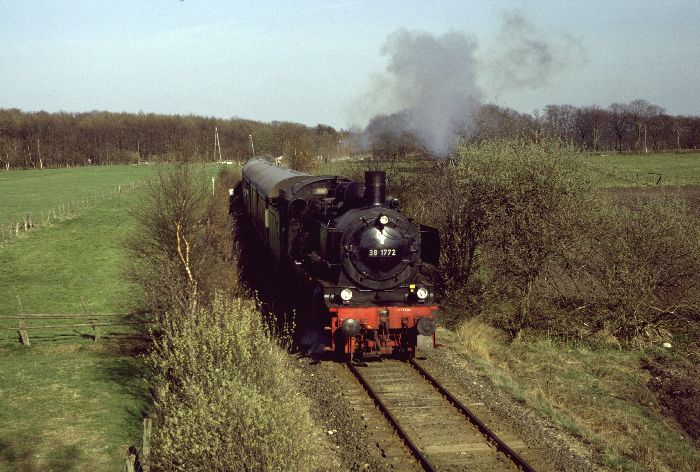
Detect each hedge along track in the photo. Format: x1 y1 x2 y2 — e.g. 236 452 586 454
347 358 537 471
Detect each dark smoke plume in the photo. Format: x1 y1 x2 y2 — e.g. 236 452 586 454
353 30 483 156
350 11 585 157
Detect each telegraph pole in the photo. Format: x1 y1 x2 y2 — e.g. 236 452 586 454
214 127 223 162
644 124 648 154
249 134 255 158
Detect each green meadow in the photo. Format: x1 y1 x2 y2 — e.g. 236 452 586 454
320 152 700 189
0 162 234 470
0 167 152 471
0 164 156 226
586 152 700 187
0 193 139 315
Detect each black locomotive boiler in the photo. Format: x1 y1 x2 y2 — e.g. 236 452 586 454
240 158 440 359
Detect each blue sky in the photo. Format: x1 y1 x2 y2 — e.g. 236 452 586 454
1 0 699 128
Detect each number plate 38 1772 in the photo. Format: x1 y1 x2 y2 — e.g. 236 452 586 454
368 248 396 257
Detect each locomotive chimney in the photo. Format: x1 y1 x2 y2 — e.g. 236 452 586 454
364 171 386 206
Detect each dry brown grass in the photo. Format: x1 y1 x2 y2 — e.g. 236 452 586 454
448 319 700 471
454 317 504 361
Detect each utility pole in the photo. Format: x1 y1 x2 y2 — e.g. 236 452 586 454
592 124 597 152
249 134 255 158
37 137 42 169
214 127 223 162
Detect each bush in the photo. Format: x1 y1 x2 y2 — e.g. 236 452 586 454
409 137 700 344
414 137 594 330
150 296 318 471
127 165 241 315
128 165 320 471
572 194 700 341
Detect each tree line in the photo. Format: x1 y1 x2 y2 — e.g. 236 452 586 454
2 99 699 170
472 99 700 153
0 108 342 170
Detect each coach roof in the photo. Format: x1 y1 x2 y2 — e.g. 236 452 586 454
242 158 311 199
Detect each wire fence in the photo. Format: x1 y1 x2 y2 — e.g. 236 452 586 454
604 166 681 186
0 312 151 345
0 180 144 245
1 310 155 471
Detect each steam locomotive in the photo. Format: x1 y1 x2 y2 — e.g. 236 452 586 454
240 158 440 359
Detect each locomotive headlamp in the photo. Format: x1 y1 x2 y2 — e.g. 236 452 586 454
416 287 429 300
377 214 389 225
341 318 361 337
340 288 353 302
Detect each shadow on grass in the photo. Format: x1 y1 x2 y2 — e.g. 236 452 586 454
93 330 152 428
0 434 82 472
0 322 152 466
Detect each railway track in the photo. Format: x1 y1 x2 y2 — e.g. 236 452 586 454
347 358 537 471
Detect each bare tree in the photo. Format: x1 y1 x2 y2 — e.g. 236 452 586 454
628 99 665 153
609 103 633 152
544 104 577 144
574 106 608 150
472 104 536 140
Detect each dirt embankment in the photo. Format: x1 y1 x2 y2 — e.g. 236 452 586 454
644 355 700 446
607 184 700 445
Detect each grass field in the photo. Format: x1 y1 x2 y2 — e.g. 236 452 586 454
319 152 700 189
0 169 152 470
586 152 700 187
0 164 157 227
0 193 139 315
0 163 235 470
0 340 147 471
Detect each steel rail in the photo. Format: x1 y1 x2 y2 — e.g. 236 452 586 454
347 362 436 472
409 358 536 472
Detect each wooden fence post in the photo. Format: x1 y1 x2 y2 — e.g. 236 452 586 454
91 318 101 342
18 319 30 346
142 417 152 472
124 452 136 472
16 296 29 345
